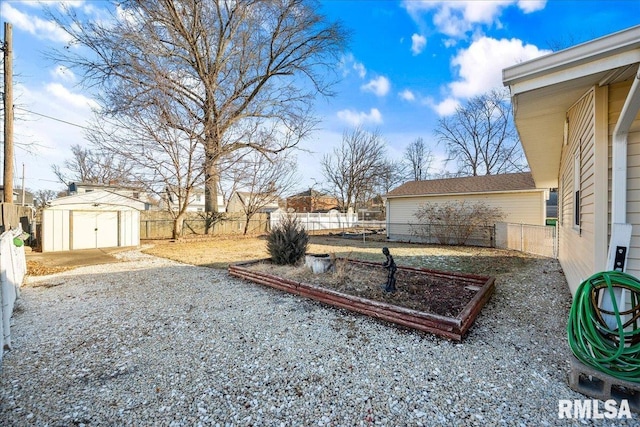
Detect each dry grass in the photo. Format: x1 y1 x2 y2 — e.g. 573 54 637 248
142 234 533 276
26 260 75 277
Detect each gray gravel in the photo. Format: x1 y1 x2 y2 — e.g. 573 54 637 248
0 249 636 426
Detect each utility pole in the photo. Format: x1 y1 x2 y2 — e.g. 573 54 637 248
3 22 14 204
21 163 25 206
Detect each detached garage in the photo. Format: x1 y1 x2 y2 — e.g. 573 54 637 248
385 172 548 243
42 190 143 252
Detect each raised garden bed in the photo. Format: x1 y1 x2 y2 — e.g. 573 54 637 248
229 258 495 340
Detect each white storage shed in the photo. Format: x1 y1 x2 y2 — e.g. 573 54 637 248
42 190 143 252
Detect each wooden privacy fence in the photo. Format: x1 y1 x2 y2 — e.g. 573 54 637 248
0 203 34 238
495 222 558 258
0 226 27 366
140 212 270 239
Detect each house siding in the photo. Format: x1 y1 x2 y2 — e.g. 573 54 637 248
611 80 640 277
387 191 545 241
558 88 597 293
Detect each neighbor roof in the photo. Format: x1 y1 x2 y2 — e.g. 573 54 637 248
289 189 330 198
385 172 537 198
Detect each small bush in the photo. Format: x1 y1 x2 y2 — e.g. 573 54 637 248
267 215 310 265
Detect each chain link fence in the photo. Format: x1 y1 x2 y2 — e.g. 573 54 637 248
386 222 496 247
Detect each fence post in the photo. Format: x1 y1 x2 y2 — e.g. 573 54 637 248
554 220 559 259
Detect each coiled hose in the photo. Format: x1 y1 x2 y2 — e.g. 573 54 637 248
567 271 640 382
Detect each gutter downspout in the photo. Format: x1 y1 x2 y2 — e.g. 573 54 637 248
610 67 640 229
602 66 640 329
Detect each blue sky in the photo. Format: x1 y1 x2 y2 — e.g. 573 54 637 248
1 0 639 194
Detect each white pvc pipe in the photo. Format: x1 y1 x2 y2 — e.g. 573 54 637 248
602 67 640 328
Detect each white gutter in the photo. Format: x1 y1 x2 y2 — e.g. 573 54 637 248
601 67 640 328
610 67 640 228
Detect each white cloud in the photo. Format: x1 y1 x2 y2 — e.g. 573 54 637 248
46 83 99 110
411 33 427 55
336 108 383 127
339 53 367 79
426 97 460 117
353 62 366 79
12 82 94 191
399 89 415 102
1 3 74 43
517 0 547 13
361 76 390 97
50 65 77 83
402 1 547 38
448 36 551 99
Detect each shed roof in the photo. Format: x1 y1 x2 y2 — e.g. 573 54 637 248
47 190 146 210
385 172 538 198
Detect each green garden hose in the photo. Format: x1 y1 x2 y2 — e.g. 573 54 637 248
567 271 640 382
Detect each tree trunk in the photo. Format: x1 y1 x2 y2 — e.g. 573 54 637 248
172 211 186 240
204 150 220 234
243 214 251 235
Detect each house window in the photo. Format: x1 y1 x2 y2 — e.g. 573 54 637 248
573 149 581 230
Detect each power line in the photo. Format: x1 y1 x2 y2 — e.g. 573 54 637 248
14 106 91 130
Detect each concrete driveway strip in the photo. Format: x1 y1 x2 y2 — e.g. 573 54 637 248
25 248 123 268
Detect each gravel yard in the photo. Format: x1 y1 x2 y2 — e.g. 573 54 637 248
0 248 636 426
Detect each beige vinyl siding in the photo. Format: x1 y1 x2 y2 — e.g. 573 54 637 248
558 88 597 293
610 80 640 277
387 191 545 241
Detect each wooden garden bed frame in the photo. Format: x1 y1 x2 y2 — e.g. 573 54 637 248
229 258 495 340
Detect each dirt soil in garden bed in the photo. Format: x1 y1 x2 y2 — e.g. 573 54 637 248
246 259 485 318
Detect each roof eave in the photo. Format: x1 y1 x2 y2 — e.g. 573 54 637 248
503 26 640 189
385 188 545 199
503 25 640 92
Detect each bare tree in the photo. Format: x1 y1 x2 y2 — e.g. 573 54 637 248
47 0 348 219
377 159 406 195
434 89 526 176
33 189 58 209
321 127 387 213
87 94 205 239
230 149 298 235
403 137 433 181
52 144 134 186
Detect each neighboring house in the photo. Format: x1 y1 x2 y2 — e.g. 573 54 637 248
227 191 280 214
384 172 548 242
67 182 154 210
286 189 339 213
360 195 385 220
42 190 143 252
503 25 640 294
0 187 34 207
163 187 225 213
